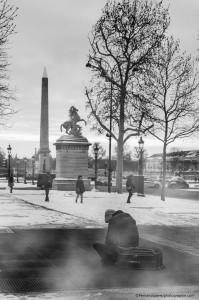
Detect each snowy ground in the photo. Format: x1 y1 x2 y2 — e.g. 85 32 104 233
0 181 198 228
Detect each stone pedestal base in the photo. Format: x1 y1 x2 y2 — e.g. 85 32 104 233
52 178 91 191
53 134 92 191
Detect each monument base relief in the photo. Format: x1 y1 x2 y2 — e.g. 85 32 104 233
52 106 92 191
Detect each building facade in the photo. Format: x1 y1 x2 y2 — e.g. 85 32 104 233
145 150 199 180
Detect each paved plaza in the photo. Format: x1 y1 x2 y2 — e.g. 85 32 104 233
0 181 198 299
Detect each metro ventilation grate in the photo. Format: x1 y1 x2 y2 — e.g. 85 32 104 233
0 278 58 293
0 277 81 293
0 252 46 261
0 267 64 280
0 259 51 269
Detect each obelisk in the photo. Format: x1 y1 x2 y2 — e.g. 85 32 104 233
39 67 50 172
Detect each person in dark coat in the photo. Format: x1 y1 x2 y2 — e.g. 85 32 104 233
75 175 85 203
8 174 14 193
126 174 135 203
43 171 52 202
93 209 139 265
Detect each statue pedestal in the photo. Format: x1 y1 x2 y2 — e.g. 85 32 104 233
52 135 92 191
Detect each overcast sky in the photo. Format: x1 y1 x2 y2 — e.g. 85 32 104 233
1 0 199 158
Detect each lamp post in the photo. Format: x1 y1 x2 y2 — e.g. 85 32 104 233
94 144 99 190
7 144 12 179
103 72 113 193
24 157 27 184
32 155 35 185
138 137 145 197
108 80 113 193
138 137 144 175
43 154 46 173
104 161 107 177
107 72 113 193
16 155 19 183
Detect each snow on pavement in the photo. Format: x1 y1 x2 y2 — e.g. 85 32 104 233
3 186 198 228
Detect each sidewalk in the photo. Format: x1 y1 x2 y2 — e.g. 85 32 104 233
0 182 199 251
15 186 199 253
10 182 199 227
0 183 199 299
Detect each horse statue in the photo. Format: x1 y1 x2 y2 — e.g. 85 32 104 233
60 106 87 136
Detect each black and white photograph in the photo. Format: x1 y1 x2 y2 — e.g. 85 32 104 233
0 0 199 299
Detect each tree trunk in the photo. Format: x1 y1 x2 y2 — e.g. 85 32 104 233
161 141 167 201
116 130 124 193
116 93 125 194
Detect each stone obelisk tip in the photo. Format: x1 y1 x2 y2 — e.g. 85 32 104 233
43 67 48 78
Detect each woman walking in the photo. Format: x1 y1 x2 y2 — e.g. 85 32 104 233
75 175 85 203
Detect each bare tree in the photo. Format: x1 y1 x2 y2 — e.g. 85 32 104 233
113 144 132 161
141 37 199 201
0 0 18 126
85 0 170 193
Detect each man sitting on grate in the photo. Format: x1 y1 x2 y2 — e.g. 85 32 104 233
93 209 139 265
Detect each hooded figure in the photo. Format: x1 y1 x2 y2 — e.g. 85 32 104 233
106 210 139 248
93 209 139 265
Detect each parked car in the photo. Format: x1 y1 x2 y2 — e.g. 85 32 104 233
96 179 112 186
155 177 171 184
167 177 189 189
144 180 162 189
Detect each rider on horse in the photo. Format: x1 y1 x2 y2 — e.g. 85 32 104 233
60 106 87 136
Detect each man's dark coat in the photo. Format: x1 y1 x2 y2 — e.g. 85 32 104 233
105 211 139 249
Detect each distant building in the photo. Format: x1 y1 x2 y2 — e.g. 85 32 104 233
146 150 199 180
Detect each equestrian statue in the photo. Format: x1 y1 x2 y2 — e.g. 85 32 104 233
60 106 87 136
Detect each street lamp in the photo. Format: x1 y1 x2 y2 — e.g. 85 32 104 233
108 79 113 194
16 155 19 183
138 137 144 176
43 154 46 173
105 71 113 194
7 144 12 179
32 155 35 185
94 143 99 190
24 157 27 184
104 161 107 177
137 137 145 197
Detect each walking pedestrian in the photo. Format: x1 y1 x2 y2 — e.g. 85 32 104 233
43 171 52 202
75 175 85 203
8 174 14 193
126 174 135 203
